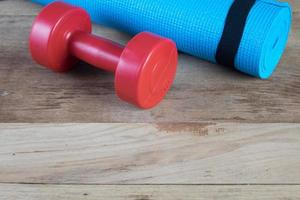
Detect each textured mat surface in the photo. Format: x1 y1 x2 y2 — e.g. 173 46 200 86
32 0 292 79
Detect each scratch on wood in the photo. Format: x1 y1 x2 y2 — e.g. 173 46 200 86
13 149 63 155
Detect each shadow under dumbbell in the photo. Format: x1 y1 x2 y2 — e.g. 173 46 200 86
67 61 116 92
69 61 113 78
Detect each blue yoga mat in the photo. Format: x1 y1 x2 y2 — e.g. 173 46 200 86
32 0 292 79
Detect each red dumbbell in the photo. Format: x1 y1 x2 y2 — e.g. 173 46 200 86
29 2 178 109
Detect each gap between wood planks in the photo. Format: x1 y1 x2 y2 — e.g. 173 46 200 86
1 182 300 186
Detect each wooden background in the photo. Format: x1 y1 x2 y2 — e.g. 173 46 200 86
0 0 300 199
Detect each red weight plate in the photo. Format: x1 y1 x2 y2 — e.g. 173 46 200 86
29 2 91 72
115 32 178 109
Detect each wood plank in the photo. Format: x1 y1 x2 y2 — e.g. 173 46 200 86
0 1 299 123
1 184 300 200
0 123 299 184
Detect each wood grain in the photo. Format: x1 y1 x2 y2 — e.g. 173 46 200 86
0 123 299 184
1 184 300 200
0 0 299 123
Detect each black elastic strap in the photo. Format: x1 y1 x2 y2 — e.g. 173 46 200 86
216 0 256 68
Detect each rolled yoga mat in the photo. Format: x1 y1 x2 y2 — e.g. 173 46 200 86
32 0 292 79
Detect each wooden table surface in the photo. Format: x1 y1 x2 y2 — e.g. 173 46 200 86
0 0 300 199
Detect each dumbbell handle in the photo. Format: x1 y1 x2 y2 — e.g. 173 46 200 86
69 31 124 72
